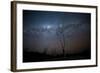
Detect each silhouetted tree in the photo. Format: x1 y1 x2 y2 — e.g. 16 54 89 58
56 24 66 56
55 22 83 56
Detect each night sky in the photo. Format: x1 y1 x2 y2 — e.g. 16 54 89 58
23 10 91 57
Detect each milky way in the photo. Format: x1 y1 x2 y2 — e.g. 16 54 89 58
23 10 91 56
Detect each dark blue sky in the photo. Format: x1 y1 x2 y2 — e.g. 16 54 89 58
23 10 91 55
23 10 90 27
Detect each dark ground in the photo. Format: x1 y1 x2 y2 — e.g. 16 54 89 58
23 48 91 62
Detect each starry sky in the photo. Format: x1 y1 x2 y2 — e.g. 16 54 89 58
23 10 91 55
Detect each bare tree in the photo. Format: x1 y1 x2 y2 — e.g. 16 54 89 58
55 22 83 56
56 24 66 56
